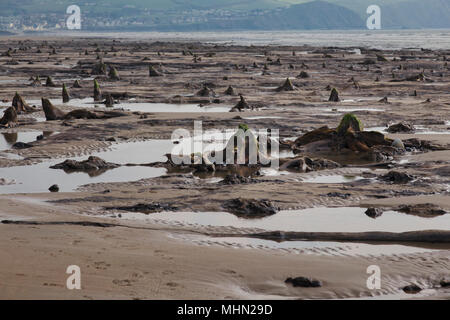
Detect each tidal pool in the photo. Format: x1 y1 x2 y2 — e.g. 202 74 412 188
0 139 172 193
302 175 364 184
0 131 55 150
167 233 438 257
141 207 450 233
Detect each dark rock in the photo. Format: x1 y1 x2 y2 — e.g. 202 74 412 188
105 202 177 214
42 98 66 120
50 156 119 172
12 142 33 149
360 59 376 65
276 78 296 91
149 65 162 77
64 109 99 120
222 198 278 218
224 86 237 96
405 73 425 82
379 171 414 184
62 83 70 103
297 71 309 78
358 131 389 147
328 87 340 102
196 85 216 97
0 107 18 127
104 93 114 108
280 157 340 172
45 76 56 87
402 284 422 294
387 122 415 133
221 174 253 185
62 109 125 120
285 277 322 288
365 207 383 219
397 203 447 217
72 80 82 88
230 94 251 112
293 126 334 146
324 192 351 199
440 278 450 287
403 138 445 151
12 92 35 113
48 184 59 192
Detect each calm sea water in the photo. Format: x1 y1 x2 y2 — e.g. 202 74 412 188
36 29 450 50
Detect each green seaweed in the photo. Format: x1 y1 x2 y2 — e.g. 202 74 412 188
336 113 363 135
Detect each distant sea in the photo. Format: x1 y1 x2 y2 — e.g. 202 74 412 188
12 29 450 50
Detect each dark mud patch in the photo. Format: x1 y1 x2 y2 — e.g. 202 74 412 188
242 230 450 243
396 203 448 218
49 196 132 204
105 202 180 214
1 220 116 228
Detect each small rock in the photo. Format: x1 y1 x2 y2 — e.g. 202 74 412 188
105 203 177 214
50 156 120 172
48 184 59 192
324 192 351 199
285 277 322 288
365 207 383 219
12 142 33 149
440 279 450 287
402 284 422 294
379 171 414 184
397 203 447 217
222 198 278 218
221 174 253 185
391 138 405 150
387 122 415 133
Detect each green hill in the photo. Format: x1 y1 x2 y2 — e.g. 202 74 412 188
1 0 450 30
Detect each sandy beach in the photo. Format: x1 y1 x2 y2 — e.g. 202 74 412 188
0 36 449 299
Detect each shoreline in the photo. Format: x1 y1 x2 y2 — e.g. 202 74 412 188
1 29 450 50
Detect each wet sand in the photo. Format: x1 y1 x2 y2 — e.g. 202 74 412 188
0 36 449 299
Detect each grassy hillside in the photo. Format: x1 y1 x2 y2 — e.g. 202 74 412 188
0 0 419 15
1 0 449 30
0 0 289 14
